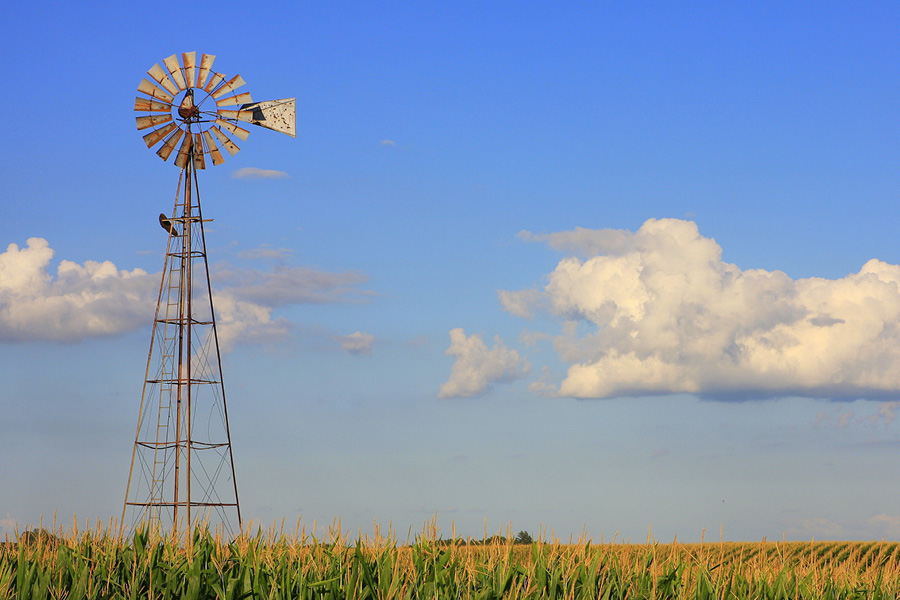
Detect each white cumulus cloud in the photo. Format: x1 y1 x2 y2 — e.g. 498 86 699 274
439 328 528 398
0 238 155 342
339 331 375 355
210 292 292 353
0 238 371 351
231 167 290 180
502 218 900 400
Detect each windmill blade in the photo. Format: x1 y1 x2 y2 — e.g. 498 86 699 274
192 133 206 170
237 98 296 137
215 92 253 107
147 64 180 96
136 53 294 170
202 130 226 166
138 78 175 103
134 97 172 113
204 72 226 93
197 53 216 88
211 126 240 156
136 114 173 130
157 128 184 161
211 74 246 99
143 123 178 148
174 133 193 168
163 54 187 90
182 52 197 89
215 119 250 141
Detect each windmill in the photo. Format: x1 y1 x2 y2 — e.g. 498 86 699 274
122 52 294 536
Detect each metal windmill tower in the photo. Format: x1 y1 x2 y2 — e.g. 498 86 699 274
122 52 295 535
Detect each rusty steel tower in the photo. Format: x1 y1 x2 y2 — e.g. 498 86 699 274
122 52 294 535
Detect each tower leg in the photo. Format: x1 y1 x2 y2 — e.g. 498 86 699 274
122 140 241 537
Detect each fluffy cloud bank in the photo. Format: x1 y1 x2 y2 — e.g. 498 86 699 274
0 238 370 350
439 328 528 398
498 218 900 400
0 238 155 342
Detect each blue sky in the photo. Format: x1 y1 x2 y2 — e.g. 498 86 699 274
3 1 900 542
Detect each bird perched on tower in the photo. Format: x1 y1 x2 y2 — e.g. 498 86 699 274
159 213 178 236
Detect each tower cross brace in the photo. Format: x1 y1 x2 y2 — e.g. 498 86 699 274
122 141 241 535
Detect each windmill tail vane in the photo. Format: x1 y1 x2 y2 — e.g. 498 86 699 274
123 52 294 537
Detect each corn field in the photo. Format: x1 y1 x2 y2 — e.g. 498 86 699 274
3 523 900 599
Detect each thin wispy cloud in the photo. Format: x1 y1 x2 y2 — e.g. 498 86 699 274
238 246 294 261
874 401 900 425
815 401 900 429
496 218 900 400
787 513 900 540
231 167 290 180
868 514 900 537
379 139 396 147
0 513 16 536
212 264 372 307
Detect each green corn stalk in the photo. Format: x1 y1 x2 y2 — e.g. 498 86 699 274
5 525 900 599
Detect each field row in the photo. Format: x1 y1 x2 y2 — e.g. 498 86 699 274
3 527 900 599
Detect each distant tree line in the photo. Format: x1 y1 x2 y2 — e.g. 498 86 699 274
434 531 534 546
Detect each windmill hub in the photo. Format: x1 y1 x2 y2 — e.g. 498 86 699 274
135 52 296 169
177 89 201 121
